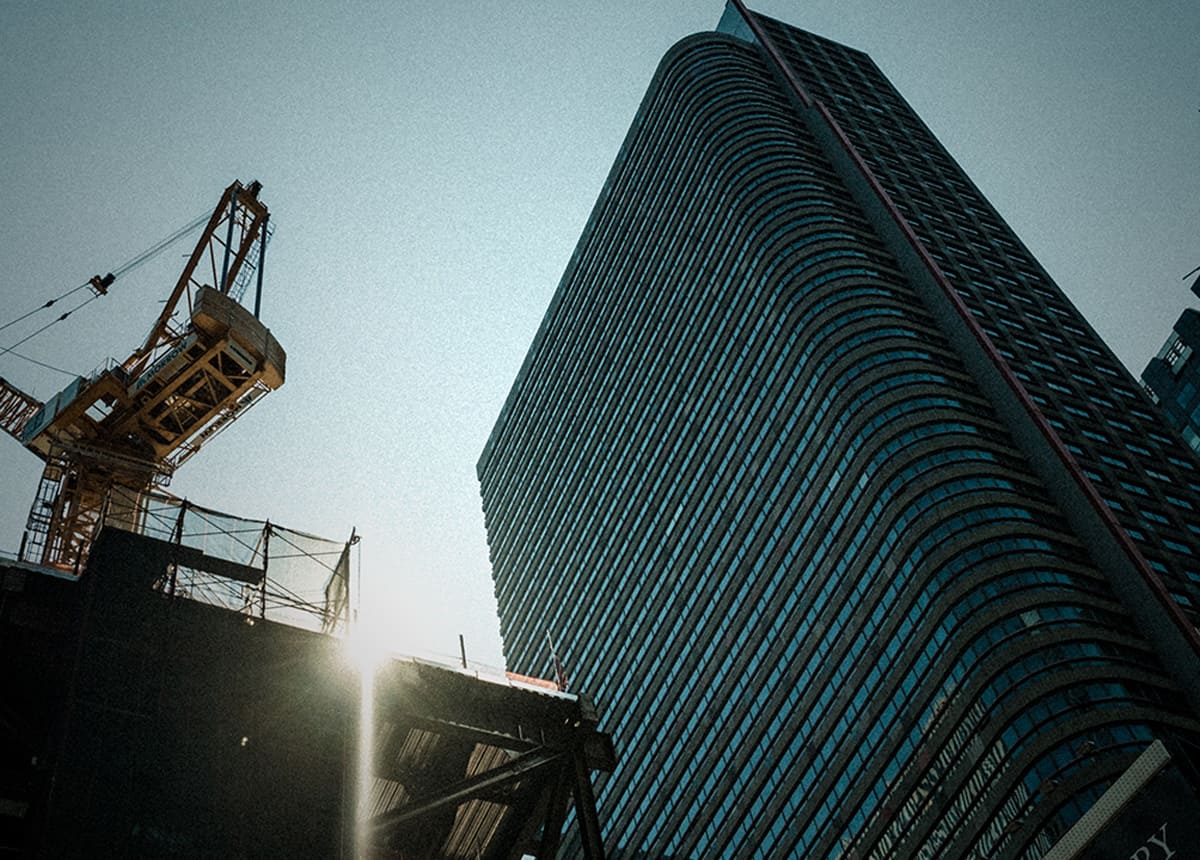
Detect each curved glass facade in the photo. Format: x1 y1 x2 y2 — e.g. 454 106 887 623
479 10 1200 859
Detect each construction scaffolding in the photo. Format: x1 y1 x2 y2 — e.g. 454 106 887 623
362 658 616 859
101 485 353 635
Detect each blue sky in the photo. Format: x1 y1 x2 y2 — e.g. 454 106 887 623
1 1 1197 669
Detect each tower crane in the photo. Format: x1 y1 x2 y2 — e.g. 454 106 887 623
0 180 286 573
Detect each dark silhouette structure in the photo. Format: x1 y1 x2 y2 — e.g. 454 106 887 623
1 511 613 858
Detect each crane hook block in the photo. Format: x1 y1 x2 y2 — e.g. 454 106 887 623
88 273 115 295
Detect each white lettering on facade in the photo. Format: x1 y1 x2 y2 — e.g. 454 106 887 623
1131 822 1175 860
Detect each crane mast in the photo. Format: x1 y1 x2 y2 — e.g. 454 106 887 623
2 180 286 573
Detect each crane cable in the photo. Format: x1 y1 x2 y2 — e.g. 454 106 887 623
2 351 77 377
108 209 210 284
0 208 211 375
0 280 93 335
0 292 107 362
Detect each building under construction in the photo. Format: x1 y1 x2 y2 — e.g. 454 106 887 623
0 181 615 857
0 498 614 858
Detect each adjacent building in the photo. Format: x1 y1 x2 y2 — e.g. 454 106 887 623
1142 302 1200 452
479 3 1200 857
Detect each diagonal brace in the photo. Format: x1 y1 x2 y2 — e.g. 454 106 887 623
366 747 563 839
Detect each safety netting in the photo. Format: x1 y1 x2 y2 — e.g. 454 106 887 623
105 487 352 635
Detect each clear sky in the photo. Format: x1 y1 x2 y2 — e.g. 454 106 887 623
1 1 1197 670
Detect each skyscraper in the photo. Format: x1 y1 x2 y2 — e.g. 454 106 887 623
478 4 1200 857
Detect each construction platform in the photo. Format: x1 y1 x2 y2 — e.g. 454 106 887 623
0 512 614 858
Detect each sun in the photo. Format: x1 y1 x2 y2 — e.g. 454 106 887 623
341 613 393 676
